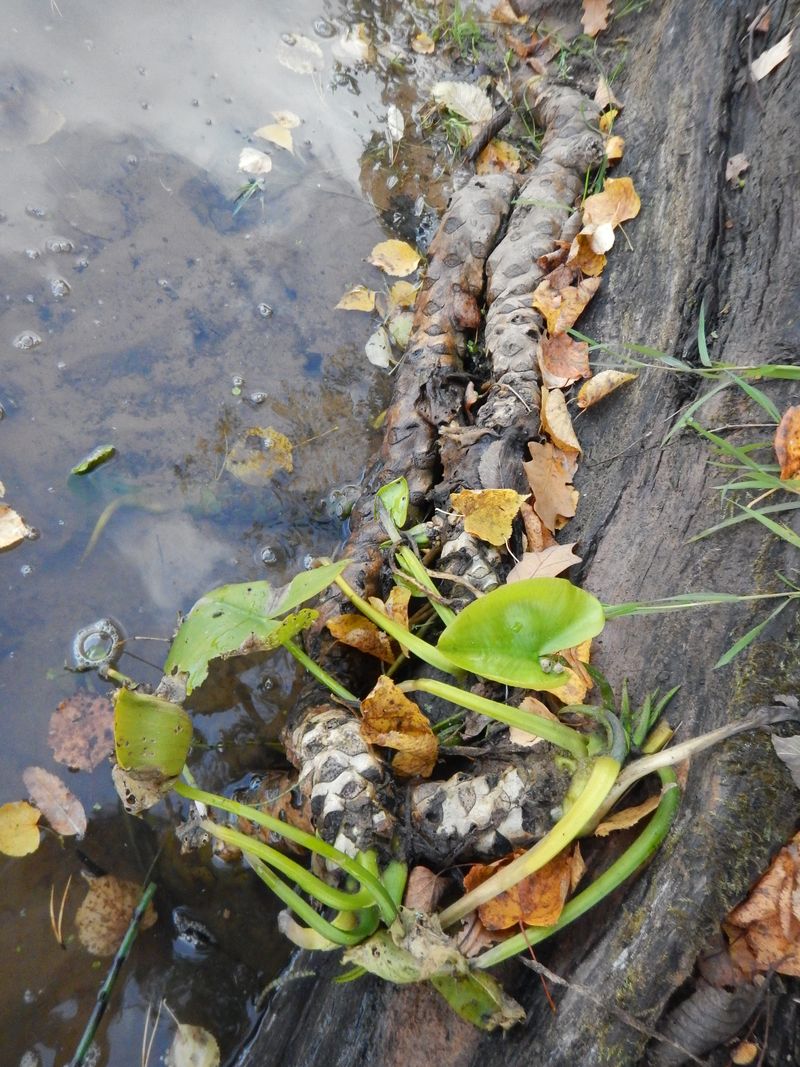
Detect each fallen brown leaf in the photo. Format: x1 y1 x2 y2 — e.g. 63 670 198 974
576 369 638 410
360 675 438 778
532 268 601 336
524 442 579 532
0 502 33 550
540 386 582 453
551 639 592 705
594 794 661 837
605 135 625 164
22 766 87 837
451 488 526 546
750 30 793 82
403 865 447 913
508 695 561 748
725 153 750 183
595 76 622 110
506 543 581 586
774 406 800 480
465 846 575 930
520 500 557 552
581 0 611 37
76 874 157 956
538 334 591 389
48 692 114 772
327 613 396 663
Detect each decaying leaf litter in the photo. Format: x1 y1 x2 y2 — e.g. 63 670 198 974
7 4 800 1062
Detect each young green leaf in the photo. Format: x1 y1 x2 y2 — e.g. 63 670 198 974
437 578 605 690
375 478 409 528
114 688 192 776
714 600 790 668
272 559 349 616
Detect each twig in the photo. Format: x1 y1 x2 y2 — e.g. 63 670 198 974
463 103 513 164
69 881 158 1067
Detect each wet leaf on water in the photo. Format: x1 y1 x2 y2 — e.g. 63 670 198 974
253 123 293 153
22 767 86 837
225 426 293 486
334 23 376 65
365 325 394 367
112 763 177 815
70 444 116 476
386 104 404 143
335 285 376 311
464 846 576 930
114 688 192 776
772 734 800 789
476 139 521 175
76 875 157 957
387 280 419 311
605 134 625 164
532 267 601 335
594 76 622 110
538 334 591 388
576 369 638 410
277 34 324 76
387 311 414 349
451 488 527 547
327 613 396 663
411 32 435 55
594 794 661 836
540 386 582 454
49 692 114 772
750 30 793 81
0 801 41 857
166 1023 221 1067
0 501 33 550
368 239 421 277
581 0 611 37
506 543 582 584
774 406 800 480
508 695 562 748
725 153 749 183
524 441 579 532
272 110 300 129
238 147 272 176
431 81 492 125
360 675 438 778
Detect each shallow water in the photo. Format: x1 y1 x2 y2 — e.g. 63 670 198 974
0 1 443 1063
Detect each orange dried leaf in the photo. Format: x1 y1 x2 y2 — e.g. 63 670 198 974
491 0 525 24
576 369 638 410
565 230 607 276
581 0 610 37
450 488 526 546
508 695 561 748
524 442 579 532
533 272 601 336
552 639 592 705
506 542 582 584
520 501 557 552
540 386 582 453
594 794 661 837
326 614 396 663
538 334 591 388
476 139 521 175
731 1041 759 1066
583 177 641 229
360 675 438 778
48 693 114 772
465 847 574 930
774 406 800 480
605 135 625 164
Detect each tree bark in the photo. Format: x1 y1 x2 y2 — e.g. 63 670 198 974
236 2 799 1063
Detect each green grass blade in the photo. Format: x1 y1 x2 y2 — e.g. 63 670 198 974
747 364 800 381
688 501 800 543
725 372 780 423
731 501 800 549
663 380 730 443
714 599 790 669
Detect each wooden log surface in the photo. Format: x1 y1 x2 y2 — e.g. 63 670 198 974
236 2 799 1063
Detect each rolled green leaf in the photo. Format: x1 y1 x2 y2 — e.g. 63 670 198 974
114 688 192 776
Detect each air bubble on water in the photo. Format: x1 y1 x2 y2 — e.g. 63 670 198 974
231 374 245 387
259 676 275 691
249 391 267 405
25 205 47 219
20 565 32 576
303 554 314 570
157 278 170 289
280 32 295 45
205 118 212 125
259 545 277 564
13 331 42 351
45 236 74 254
191 98 200 107
126 155 138 166
140 101 150 110
57 360 66 369
23 990 36 1005
313 17 336 38
50 277 70 297
257 302 273 317
25 249 40 260
74 257 89 271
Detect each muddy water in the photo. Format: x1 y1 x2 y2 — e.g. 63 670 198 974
0 2 441 1063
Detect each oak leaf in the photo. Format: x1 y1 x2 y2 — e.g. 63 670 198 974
581 0 611 37
774 406 800 480
368 239 421 277
336 285 376 311
0 801 41 856
594 794 661 837
538 334 591 388
576 369 638 410
464 846 575 930
524 442 579 532
327 613 396 663
540 386 582 453
48 692 114 772
450 488 526 547
532 270 601 336
76 875 158 956
360 675 438 778
22 766 86 837
506 543 581 584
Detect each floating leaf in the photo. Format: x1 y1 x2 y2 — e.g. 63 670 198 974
750 30 793 81
112 764 178 815
0 801 41 856
538 334 591 388
581 0 611 37
387 280 419 310
476 139 521 175
254 123 293 153
387 311 414 349
225 426 293 485
368 239 421 277
411 32 435 55
576 369 638 410
594 794 661 836
167 1024 221 1067
386 104 404 143
327 613 396 663
22 766 87 837
277 34 324 75
272 110 300 129
524 441 579 532
451 488 526 547
365 325 394 367
540 386 581 454
0 502 33 550
70 444 115 476
431 81 492 125
437 578 605 690
360 675 438 777
76 875 157 957
49 692 114 772
532 267 601 335
238 147 273 176
506 543 581 583
774 406 800 480
336 285 376 311
114 688 192 776
464 846 576 929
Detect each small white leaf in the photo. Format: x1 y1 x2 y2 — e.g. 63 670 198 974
277 35 324 75
167 1023 220 1067
750 30 793 81
386 105 405 143
772 734 800 790
365 326 393 368
238 147 273 176
254 124 293 153
589 220 615 254
431 81 492 125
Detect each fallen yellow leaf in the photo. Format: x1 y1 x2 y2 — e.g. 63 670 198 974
0 800 41 856
605 135 625 164
565 229 607 276
524 442 579 532
476 139 521 175
465 846 576 930
336 285 376 312
538 334 591 388
598 108 618 134
327 613 396 663
253 123 293 153
540 386 582 454
576 369 638 410
532 267 601 335
551 639 592 705
360 675 438 778
450 488 526 546
387 280 419 310
594 794 661 837
368 239 421 277
0 502 32 550
774 406 800 480
491 0 525 24
583 176 641 229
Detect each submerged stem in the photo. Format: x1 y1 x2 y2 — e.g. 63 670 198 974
283 637 358 704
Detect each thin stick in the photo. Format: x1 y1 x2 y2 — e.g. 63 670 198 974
68 881 158 1067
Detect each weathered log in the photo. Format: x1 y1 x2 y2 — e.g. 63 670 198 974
237 1 799 1063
